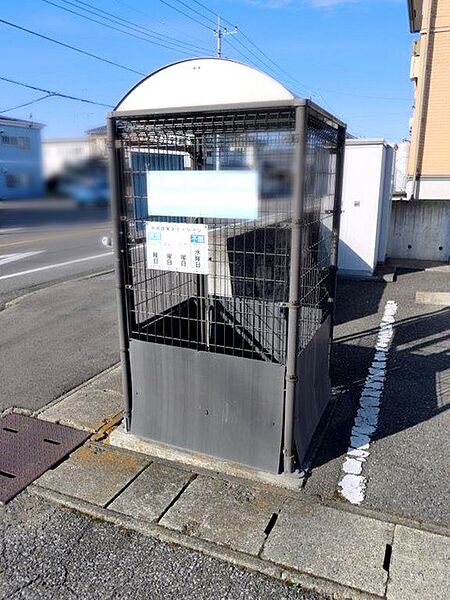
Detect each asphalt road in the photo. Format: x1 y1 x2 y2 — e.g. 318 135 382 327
0 493 328 600
0 199 113 304
304 268 450 528
0 199 118 412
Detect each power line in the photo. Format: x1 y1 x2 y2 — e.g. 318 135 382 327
311 88 412 101
0 17 144 76
169 0 217 27
59 0 212 54
184 1 308 91
0 75 114 108
0 94 53 114
40 0 208 57
111 0 210 48
191 0 236 27
158 0 215 31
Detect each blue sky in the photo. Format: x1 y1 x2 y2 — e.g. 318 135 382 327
0 0 414 140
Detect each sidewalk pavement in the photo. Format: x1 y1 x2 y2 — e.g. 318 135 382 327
20 360 448 600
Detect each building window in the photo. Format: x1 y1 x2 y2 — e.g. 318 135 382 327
4 173 33 188
5 173 18 188
2 135 18 146
18 136 31 150
1 135 31 150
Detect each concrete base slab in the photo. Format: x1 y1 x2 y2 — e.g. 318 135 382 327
262 499 393 597
387 525 450 600
109 425 303 491
109 461 193 521
160 475 285 556
36 442 149 506
38 386 122 432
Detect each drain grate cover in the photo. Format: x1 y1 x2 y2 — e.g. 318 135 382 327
0 413 90 504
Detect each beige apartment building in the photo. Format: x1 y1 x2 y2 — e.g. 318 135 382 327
386 1 449 262
407 0 450 200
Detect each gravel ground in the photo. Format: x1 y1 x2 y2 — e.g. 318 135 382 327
0 493 329 600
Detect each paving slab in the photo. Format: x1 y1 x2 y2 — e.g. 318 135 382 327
262 499 392 597
387 525 450 600
160 475 285 556
90 366 123 395
38 386 122 432
108 461 193 521
36 442 149 506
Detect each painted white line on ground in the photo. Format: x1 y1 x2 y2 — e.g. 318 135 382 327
338 300 398 505
0 252 113 281
0 251 44 267
0 227 26 234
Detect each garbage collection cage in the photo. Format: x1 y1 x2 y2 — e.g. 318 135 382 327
109 96 345 475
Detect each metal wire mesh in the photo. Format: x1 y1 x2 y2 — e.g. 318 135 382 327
114 106 343 365
297 111 341 352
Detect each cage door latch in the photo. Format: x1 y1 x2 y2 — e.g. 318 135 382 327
279 301 300 309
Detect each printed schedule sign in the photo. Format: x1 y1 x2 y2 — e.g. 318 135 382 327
145 222 209 275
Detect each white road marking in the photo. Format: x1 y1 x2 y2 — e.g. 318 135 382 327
0 227 26 234
0 251 44 267
338 300 398 505
0 252 113 281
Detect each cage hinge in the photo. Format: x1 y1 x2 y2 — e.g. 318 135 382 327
280 301 300 309
119 216 128 222
125 284 133 290
286 373 298 383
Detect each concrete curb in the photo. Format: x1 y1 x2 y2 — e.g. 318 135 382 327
33 362 120 417
30 484 382 600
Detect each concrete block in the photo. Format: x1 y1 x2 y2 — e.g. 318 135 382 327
387 525 450 600
160 475 284 556
108 461 192 521
36 442 149 506
262 499 392 597
39 387 122 432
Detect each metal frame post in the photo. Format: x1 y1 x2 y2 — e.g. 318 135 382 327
283 104 308 474
107 117 132 430
328 124 346 342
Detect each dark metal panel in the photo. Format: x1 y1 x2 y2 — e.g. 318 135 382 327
129 340 285 473
0 414 89 504
110 99 302 119
293 315 332 465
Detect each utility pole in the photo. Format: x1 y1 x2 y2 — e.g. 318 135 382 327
214 15 237 58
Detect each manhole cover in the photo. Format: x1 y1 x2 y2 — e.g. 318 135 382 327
0 413 90 504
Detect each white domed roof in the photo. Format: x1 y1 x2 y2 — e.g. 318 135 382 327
115 58 294 112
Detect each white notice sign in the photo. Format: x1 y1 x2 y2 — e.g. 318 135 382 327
146 170 259 219
146 222 209 275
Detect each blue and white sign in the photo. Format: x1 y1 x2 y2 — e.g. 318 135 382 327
146 170 259 219
146 222 209 275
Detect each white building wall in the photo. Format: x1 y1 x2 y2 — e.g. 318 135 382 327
42 138 90 178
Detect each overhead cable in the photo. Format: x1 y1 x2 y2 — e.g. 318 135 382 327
40 0 208 56
0 18 145 76
0 75 114 108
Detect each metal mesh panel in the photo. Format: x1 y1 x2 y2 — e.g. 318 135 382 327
116 109 295 364
298 112 341 352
